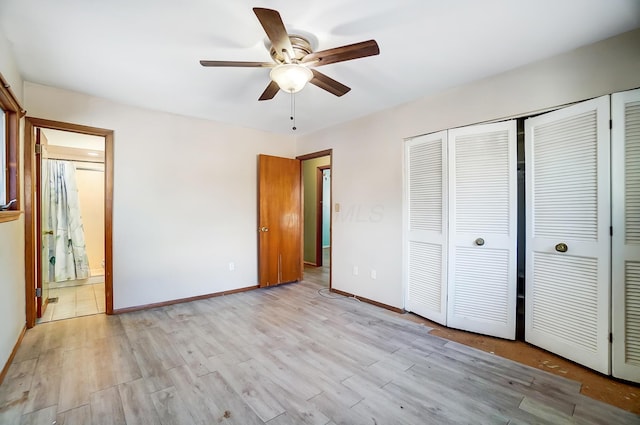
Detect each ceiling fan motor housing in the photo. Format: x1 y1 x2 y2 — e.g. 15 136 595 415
269 35 313 63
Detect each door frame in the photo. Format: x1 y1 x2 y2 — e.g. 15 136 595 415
297 149 332 288
34 130 47 318
315 165 331 267
24 117 114 328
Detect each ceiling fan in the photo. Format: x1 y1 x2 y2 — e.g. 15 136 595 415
200 7 380 101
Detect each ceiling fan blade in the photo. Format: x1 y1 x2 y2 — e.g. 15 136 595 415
200 60 274 68
309 70 351 97
302 40 379 67
259 81 280 101
253 8 294 61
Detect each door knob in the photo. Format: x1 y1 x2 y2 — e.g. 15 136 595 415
555 243 568 253
474 238 485 246
259 227 269 232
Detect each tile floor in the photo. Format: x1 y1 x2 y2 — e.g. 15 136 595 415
38 281 105 323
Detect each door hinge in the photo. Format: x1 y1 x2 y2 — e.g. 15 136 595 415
610 226 613 236
609 119 613 130
35 144 42 154
609 332 613 343
35 287 42 298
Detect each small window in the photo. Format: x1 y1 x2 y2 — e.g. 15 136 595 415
0 72 23 222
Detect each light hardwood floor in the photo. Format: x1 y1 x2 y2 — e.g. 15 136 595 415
1 277 638 424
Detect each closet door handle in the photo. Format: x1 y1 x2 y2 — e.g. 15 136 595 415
555 243 568 253
474 238 485 246
259 227 269 232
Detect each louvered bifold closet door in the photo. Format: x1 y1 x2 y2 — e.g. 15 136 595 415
405 131 448 325
525 96 610 374
447 121 517 339
612 88 640 383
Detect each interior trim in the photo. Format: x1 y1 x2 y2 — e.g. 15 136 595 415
0 72 24 214
112 285 260 314
0 211 22 223
330 288 406 314
23 117 114 328
296 149 332 161
0 325 26 386
316 164 330 267
296 149 333 289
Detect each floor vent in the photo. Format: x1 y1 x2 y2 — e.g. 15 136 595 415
47 297 59 304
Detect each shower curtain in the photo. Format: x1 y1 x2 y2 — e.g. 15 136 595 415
45 160 90 282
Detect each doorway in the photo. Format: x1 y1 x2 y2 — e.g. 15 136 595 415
298 150 332 288
319 167 331 268
37 128 106 322
24 117 114 328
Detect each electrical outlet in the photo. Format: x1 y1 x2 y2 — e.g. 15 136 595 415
353 266 359 276
229 262 235 271
371 269 377 280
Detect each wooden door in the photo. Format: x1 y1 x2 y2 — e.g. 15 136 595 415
525 96 610 374
36 129 51 318
405 131 448 325
447 121 518 339
612 88 640 383
258 154 302 287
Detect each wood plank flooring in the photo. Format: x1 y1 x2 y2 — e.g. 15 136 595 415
1 277 638 424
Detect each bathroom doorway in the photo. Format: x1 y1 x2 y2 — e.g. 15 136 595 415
24 117 114 328
36 128 106 322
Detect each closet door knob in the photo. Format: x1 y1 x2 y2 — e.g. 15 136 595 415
259 226 269 232
474 238 485 246
555 243 568 253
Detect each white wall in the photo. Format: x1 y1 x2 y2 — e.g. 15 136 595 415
24 83 296 309
75 166 105 276
297 28 640 309
0 24 26 374
9 26 640 322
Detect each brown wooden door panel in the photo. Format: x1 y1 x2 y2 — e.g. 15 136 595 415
258 154 302 287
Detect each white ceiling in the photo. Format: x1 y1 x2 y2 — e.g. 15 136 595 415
42 128 105 151
1 0 638 135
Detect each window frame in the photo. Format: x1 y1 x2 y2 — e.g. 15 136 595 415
0 108 5 205
0 72 25 223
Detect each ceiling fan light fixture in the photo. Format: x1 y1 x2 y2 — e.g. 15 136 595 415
270 64 313 93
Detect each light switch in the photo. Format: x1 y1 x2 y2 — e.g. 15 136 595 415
335 203 341 212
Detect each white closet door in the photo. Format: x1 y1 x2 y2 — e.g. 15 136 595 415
405 131 448 325
612 88 640 383
525 96 610 374
447 121 517 339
